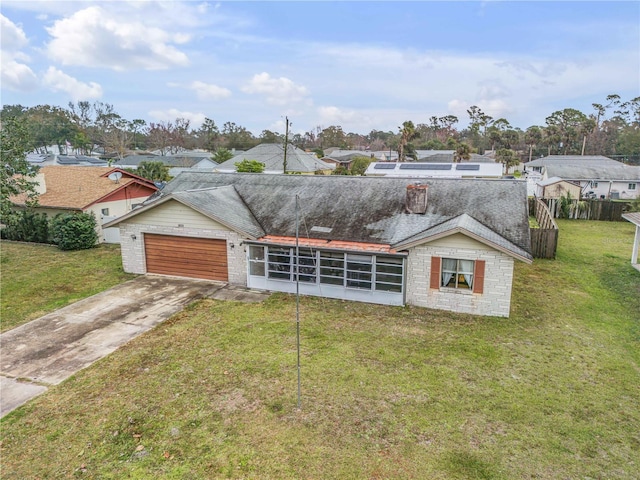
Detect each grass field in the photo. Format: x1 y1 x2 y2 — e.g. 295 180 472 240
1 221 639 479
0 242 135 332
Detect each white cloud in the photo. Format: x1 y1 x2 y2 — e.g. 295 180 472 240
45 6 190 71
42 67 103 101
242 72 310 106
1 13 28 50
189 81 232 100
317 106 359 125
0 14 38 92
148 108 207 129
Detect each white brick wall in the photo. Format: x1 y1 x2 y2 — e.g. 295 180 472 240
117 222 517 317
405 244 515 317
118 223 248 285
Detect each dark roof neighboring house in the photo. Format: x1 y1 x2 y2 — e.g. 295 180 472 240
215 144 335 173
525 155 640 181
114 154 215 169
113 155 159 167
323 150 372 162
126 172 532 261
418 153 495 163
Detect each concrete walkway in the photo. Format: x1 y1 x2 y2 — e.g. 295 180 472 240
0 276 269 418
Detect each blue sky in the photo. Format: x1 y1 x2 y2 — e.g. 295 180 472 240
2 1 639 136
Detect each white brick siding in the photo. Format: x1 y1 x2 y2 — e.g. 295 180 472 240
405 244 515 317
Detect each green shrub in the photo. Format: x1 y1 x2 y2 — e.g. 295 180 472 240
51 212 98 251
0 210 51 243
235 159 265 173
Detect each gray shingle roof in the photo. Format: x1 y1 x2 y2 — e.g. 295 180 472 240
526 155 640 181
141 172 532 260
215 143 335 173
115 155 209 168
172 186 265 238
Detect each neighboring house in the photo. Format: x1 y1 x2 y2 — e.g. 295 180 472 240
27 153 109 167
322 150 374 170
524 155 640 199
215 144 335 174
364 162 504 178
622 212 640 272
114 154 217 177
417 152 495 163
11 166 158 243
105 173 532 317
535 177 582 199
525 171 543 197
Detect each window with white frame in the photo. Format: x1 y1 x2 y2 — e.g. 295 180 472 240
320 251 345 285
441 258 475 290
267 247 292 280
295 248 316 283
249 245 265 276
629 183 637 190
375 256 404 292
346 253 372 289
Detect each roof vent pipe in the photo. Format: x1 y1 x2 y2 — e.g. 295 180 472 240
405 183 428 214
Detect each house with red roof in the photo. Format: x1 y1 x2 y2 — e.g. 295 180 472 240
11 166 158 243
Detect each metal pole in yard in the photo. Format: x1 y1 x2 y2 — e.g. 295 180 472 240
295 194 301 409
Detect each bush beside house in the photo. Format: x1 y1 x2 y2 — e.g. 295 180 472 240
2 211 98 250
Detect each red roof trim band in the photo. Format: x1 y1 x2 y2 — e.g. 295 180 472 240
254 235 400 254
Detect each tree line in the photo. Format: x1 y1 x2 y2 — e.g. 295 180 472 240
1 95 638 166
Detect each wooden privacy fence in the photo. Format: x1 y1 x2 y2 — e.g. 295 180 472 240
532 198 631 221
530 199 558 259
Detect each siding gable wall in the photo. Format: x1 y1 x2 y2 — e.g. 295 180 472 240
130 200 227 230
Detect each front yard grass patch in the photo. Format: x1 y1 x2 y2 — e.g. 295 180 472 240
1 221 639 478
0 241 134 332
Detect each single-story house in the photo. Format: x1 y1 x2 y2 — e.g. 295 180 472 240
114 154 217 177
105 173 532 317
364 162 504 178
215 144 335 174
524 155 640 199
622 212 640 272
11 166 158 243
535 176 582 199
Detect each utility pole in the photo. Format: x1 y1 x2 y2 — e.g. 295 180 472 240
283 116 290 174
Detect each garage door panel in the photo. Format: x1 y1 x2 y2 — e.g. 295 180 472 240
144 234 228 281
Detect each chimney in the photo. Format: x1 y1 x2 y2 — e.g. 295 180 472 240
405 183 428 214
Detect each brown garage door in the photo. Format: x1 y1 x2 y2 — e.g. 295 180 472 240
144 234 228 281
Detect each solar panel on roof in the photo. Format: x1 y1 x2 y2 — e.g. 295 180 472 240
373 163 397 169
399 163 452 170
456 164 480 170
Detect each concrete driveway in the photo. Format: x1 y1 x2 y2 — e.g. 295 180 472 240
0 276 269 418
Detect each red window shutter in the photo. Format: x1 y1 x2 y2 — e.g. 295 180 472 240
473 260 485 294
430 256 441 289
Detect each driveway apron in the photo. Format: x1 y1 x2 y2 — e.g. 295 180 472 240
0 276 240 418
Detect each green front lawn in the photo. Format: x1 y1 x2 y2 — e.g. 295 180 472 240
0 242 135 332
1 221 639 478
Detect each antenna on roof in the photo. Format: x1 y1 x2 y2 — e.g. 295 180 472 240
108 171 123 184
283 116 291 174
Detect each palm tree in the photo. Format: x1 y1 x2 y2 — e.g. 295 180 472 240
397 121 417 162
453 142 471 163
